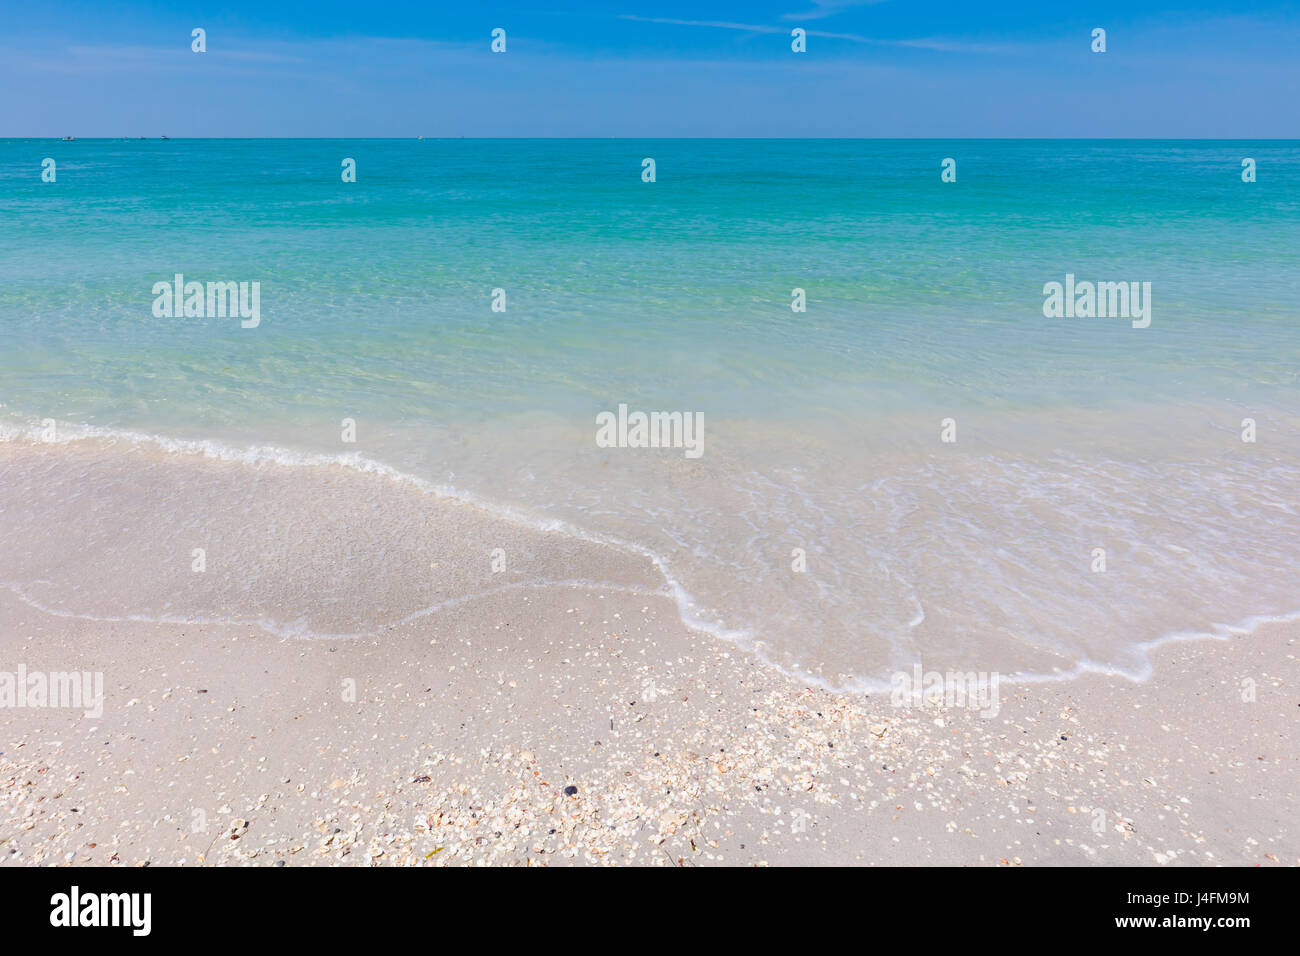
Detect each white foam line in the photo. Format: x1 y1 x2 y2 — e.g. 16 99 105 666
3 578 668 642
3 580 358 639
4 417 1297 693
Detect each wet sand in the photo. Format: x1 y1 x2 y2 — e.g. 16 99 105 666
0 439 1295 866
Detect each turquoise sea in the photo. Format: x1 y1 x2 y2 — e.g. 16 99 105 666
2 139 1298 688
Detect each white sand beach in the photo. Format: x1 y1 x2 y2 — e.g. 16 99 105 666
1 442 1294 867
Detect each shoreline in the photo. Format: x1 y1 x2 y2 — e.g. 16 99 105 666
1 433 1296 866
2 580 1295 866
4 425 1298 693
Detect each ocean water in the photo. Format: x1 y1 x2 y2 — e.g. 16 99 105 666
1 139 1298 689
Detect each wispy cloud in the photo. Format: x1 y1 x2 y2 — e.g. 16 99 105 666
618 14 1022 53
893 37 1024 54
781 0 890 21
620 16 793 36
2 34 484 78
618 14 872 42
64 43 309 65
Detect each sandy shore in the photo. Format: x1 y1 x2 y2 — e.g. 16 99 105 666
2 579 1295 867
1 439 1295 866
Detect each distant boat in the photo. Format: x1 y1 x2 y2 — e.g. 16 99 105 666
160 135 170 140
61 136 75 141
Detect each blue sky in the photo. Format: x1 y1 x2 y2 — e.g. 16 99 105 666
2 1 1298 136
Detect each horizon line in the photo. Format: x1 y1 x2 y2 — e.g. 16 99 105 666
11 136 1300 142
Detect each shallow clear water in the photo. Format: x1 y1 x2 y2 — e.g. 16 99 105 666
2 139 1298 687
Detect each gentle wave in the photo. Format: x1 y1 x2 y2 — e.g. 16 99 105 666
0 417 756 659
3 416 1297 694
